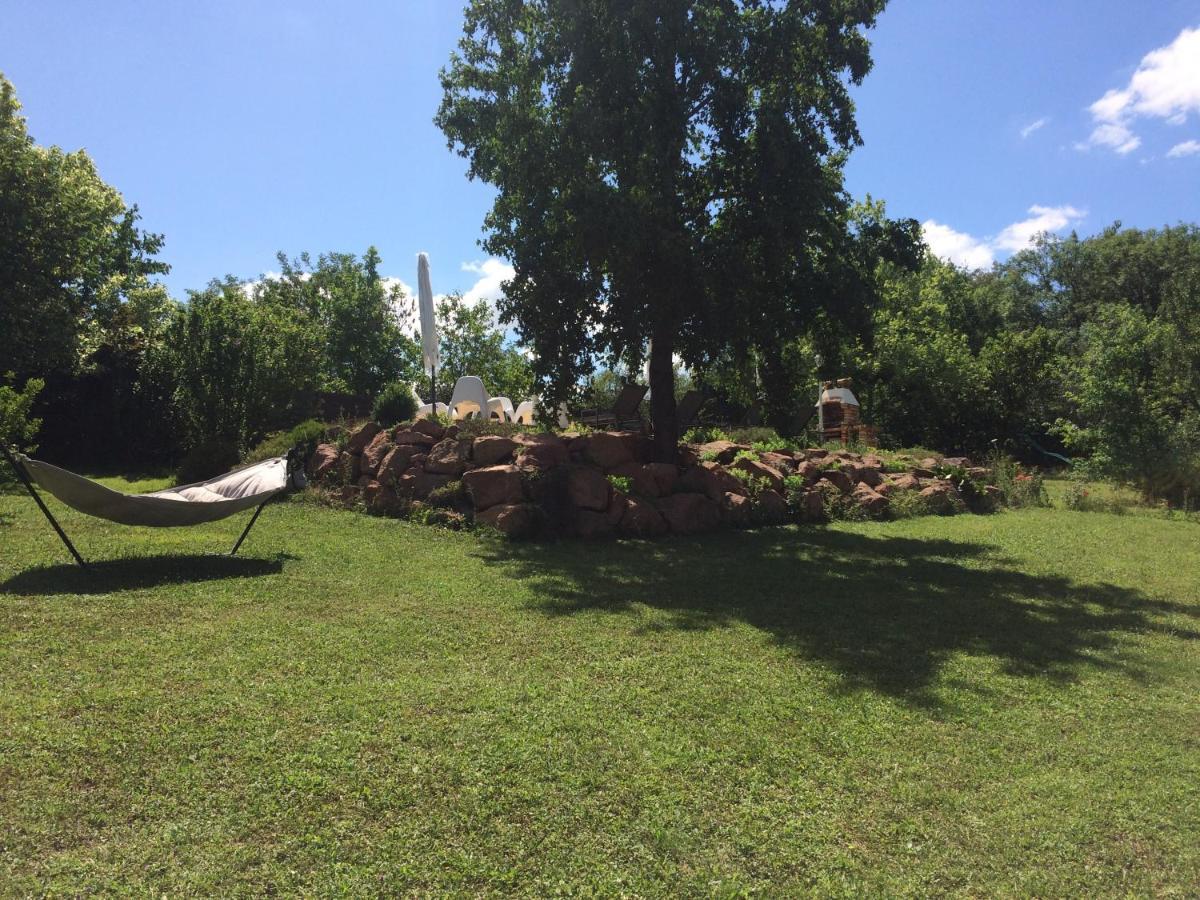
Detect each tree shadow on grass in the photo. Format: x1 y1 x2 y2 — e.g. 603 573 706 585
474 528 1197 708
0 553 289 596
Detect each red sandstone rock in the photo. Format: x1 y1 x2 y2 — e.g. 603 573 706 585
567 465 610 512
360 431 394 476
753 489 789 525
425 438 470 476
731 457 784 493
514 435 568 470
376 446 416 484
720 491 752 527
309 443 339 479
393 429 437 447
655 492 721 534
819 469 853 494
411 417 445 441
619 496 668 536
575 509 614 539
920 480 960 514
853 483 890 517
695 440 745 464
463 464 524 511
344 421 382 454
472 435 518 466
679 461 747 502
797 489 826 522
475 502 538 538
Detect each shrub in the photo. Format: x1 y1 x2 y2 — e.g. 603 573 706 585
887 489 932 519
244 419 328 464
372 382 419 427
175 438 241 485
987 451 1049 509
0 374 43 454
455 418 527 439
607 474 633 494
729 426 783 446
682 425 730 444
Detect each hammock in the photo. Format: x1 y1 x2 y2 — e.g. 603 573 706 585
3 447 305 567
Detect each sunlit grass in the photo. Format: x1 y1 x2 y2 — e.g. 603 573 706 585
1 482 1197 894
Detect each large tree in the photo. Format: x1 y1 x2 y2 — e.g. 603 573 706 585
438 0 917 458
0 73 169 381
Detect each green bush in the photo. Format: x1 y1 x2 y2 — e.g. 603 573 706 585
607 474 632 494
987 451 1049 509
729 426 783 446
682 425 730 444
175 438 241 486
0 374 43 453
244 419 328 464
372 382 419 427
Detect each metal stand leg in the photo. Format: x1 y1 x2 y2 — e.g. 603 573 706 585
2 445 87 568
229 498 270 556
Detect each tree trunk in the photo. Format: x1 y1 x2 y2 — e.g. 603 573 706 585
648 328 677 463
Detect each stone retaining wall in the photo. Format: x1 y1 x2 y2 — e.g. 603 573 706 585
307 419 1001 539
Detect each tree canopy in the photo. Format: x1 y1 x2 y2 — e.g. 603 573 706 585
0 73 170 381
438 0 920 459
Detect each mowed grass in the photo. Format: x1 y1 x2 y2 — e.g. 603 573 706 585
1 476 1198 896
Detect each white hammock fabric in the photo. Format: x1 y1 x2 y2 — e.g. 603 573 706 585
17 455 297 528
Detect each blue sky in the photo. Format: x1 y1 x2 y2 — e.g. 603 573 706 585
2 0 1198 301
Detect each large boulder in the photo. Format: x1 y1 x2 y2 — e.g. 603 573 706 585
376 446 417 485
619 496 668 537
393 428 437 448
409 470 452 500
463 464 525 511
818 469 853 494
796 489 826 523
655 493 721 534
631 462 679 498
579 431 647 470
514 435 569 470
475 502 539 538
855 465 884 489
889 473 922 492
794 460 823 486
720 491 752 528
344 421 382 455
567 465 611 512
309 443 340 480
731 457 784 493
678 461 746 502
920 480 960 515
759 451 795 474
360 430 394 477
472 435 518 466
695 440 745 464
803 448 829 460
853 483 890 518
411 417 445 441
942 456 970 468
753 489 789 525
425 439 470 476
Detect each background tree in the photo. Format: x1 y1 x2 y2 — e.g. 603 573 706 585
0 73 169 381
153 277 324 453
254 247 421 396
438 0 918 459
434 293 533 404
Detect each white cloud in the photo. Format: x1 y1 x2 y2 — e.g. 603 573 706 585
460 258 516 307
1167 138 1200 158
1080 26 1200 154
1020 117 1049 139
992 205 1086 253
921 220 995 270
923 205 1086 269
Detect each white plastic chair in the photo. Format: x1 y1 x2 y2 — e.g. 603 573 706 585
511 399 569 428
447 376 489 420
488 396 515 422
513 400 535 425
415 402 449 419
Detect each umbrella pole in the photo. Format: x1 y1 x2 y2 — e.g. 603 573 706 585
431 367 437 417
2 445 87 569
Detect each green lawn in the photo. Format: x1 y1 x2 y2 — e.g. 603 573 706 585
2 477 1198 896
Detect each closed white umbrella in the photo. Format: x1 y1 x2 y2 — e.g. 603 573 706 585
417 252 438 403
